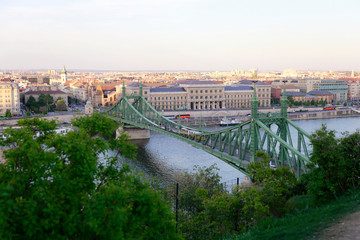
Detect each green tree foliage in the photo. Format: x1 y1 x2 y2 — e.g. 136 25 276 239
55 99 67 111
26 110 31 117
0 116 179 239
26 95 39 113
38 94 54 110
20 93 25 104
287 96 294 104
248 151 298 216
302 125 360 201
5 109 11 118
344 102 347 106
166 157 298 239
165 165 226 239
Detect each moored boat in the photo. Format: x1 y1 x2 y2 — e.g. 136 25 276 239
219 117 241 126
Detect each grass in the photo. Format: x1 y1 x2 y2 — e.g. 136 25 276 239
228 188 360 240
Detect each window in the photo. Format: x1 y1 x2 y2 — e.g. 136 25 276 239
200 90 203 93
205 90 208 93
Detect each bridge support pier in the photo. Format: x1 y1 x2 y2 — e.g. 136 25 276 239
116 126 150 140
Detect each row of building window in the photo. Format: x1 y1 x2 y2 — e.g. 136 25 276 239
152 96 185 100
190 89 222 94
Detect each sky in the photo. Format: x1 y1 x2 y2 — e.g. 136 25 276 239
1 0 359 71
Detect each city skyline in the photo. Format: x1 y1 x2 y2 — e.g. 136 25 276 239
1 0 359 71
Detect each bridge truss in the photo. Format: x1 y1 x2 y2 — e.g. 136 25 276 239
106 82 311 176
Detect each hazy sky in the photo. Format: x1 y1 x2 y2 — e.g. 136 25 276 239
1 0 359 71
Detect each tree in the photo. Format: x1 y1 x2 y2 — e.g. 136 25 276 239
344 102 347 106
248 151 297 216
38 94 54 111
287 96 294 104
301 125 360 202
26 95 37 108
5 109 11 118
20 93 25 104
55 99 67 111
26 110 31 117
0 116 179 239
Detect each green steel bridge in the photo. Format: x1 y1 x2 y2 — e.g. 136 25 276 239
106 82 311 177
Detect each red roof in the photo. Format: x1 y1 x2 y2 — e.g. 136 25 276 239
25 90 67 95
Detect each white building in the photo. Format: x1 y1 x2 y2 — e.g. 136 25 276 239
0 82 20 116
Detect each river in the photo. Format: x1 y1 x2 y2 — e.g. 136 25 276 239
122 116 360 185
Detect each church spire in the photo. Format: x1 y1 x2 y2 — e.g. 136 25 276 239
61 65 68 84
61 65 67 74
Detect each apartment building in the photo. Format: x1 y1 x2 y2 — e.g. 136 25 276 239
0 82 20 116
313 79 348 102
342 79 360 101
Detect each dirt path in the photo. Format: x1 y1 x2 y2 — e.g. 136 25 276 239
318 210 360 240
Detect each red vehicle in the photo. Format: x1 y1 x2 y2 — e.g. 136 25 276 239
323 106 336 111
176 114 190 119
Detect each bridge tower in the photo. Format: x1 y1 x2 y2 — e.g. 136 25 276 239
250 81 259 162
279 80 288 166
122 80 126 116
138 82 143 114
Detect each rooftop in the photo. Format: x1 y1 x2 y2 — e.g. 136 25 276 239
150 87 185 93
225 86 252 91
127 82 150 88
280 92 305 96
177 79 220 85
235 80 270 86
308 90 333 95
25 90 67 95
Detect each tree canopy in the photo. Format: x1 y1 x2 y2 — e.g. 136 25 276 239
0 115 179 239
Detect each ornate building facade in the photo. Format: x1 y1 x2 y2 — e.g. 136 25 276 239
115 79 271 111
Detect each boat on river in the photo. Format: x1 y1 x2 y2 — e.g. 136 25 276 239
219 117 241 126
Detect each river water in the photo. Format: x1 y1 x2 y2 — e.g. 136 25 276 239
123 116 360 185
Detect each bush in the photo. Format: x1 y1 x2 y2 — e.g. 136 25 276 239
302 125 360 202
5 109 11 118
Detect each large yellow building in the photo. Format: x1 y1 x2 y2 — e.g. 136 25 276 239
0 82 20 116
116 80 271 111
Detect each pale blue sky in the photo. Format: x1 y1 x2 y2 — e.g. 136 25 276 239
1 0 359 71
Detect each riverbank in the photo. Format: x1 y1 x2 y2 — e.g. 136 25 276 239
171 108 360 127
0 113 82 127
